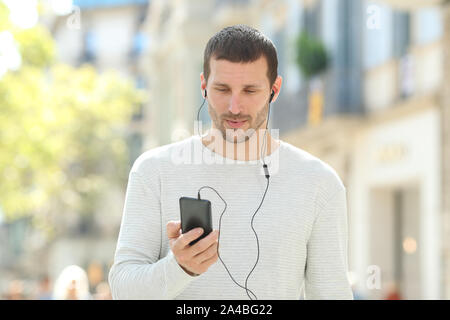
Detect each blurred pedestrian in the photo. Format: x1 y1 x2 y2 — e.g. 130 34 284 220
384 281 402 300
87 261 104 290
35 275 53 300
93 281 112 300
347 271 365 300
5 280 25 300
53 265 92 300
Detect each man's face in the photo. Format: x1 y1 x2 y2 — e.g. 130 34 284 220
202 56 273 144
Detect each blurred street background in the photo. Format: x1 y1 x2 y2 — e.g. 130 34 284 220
0 0 449 300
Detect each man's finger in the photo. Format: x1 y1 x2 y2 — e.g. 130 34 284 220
178 228 204 248
191 230 219 256
195 240 218 264
167 221 181 239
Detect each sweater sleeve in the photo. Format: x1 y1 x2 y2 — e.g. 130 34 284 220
304 185 354 300
108 170 198 299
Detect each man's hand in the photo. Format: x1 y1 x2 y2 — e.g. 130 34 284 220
166 220 219 276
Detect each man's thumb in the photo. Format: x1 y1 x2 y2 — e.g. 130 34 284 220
166 220 181 238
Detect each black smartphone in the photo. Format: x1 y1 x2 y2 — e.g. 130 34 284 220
179 196 213 246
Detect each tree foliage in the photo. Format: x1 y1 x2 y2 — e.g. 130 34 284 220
0 2 145 239
295 31 329 79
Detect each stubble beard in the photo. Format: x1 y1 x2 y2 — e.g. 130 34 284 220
208 102 269 145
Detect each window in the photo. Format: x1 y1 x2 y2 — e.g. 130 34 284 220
363 2 393 69
130 32 147 59
415 8 442 45
392 11 411 58
128 133 143 167
132 77 146 121
81 30 97 63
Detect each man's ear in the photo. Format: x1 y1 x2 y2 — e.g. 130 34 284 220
270 76 283 102
200 72 207 97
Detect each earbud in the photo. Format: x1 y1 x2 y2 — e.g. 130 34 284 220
204 89 207 98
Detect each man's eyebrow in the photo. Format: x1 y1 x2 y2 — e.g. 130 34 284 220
212 82 262 88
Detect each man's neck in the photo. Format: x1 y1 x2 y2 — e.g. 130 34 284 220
201 129 279 161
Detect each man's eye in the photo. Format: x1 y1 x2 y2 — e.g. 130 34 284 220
215 88 255 93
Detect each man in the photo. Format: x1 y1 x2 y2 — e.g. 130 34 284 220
108 25 353 300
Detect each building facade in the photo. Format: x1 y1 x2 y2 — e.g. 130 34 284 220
283 0 445 299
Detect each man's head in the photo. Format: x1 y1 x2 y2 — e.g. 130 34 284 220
200 25 282 144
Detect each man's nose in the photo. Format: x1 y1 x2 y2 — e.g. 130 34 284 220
228 94 242 114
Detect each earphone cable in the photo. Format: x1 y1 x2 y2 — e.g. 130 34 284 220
196 92 273 300
244 97 272 299
198 186 258 300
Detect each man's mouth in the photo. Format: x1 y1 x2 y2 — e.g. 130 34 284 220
225 119 247 128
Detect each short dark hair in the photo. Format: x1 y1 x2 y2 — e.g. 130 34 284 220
203 24 278 87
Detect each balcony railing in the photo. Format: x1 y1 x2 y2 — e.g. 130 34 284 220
363 40 443 113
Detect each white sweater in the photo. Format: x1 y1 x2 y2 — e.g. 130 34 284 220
108 135 353 300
